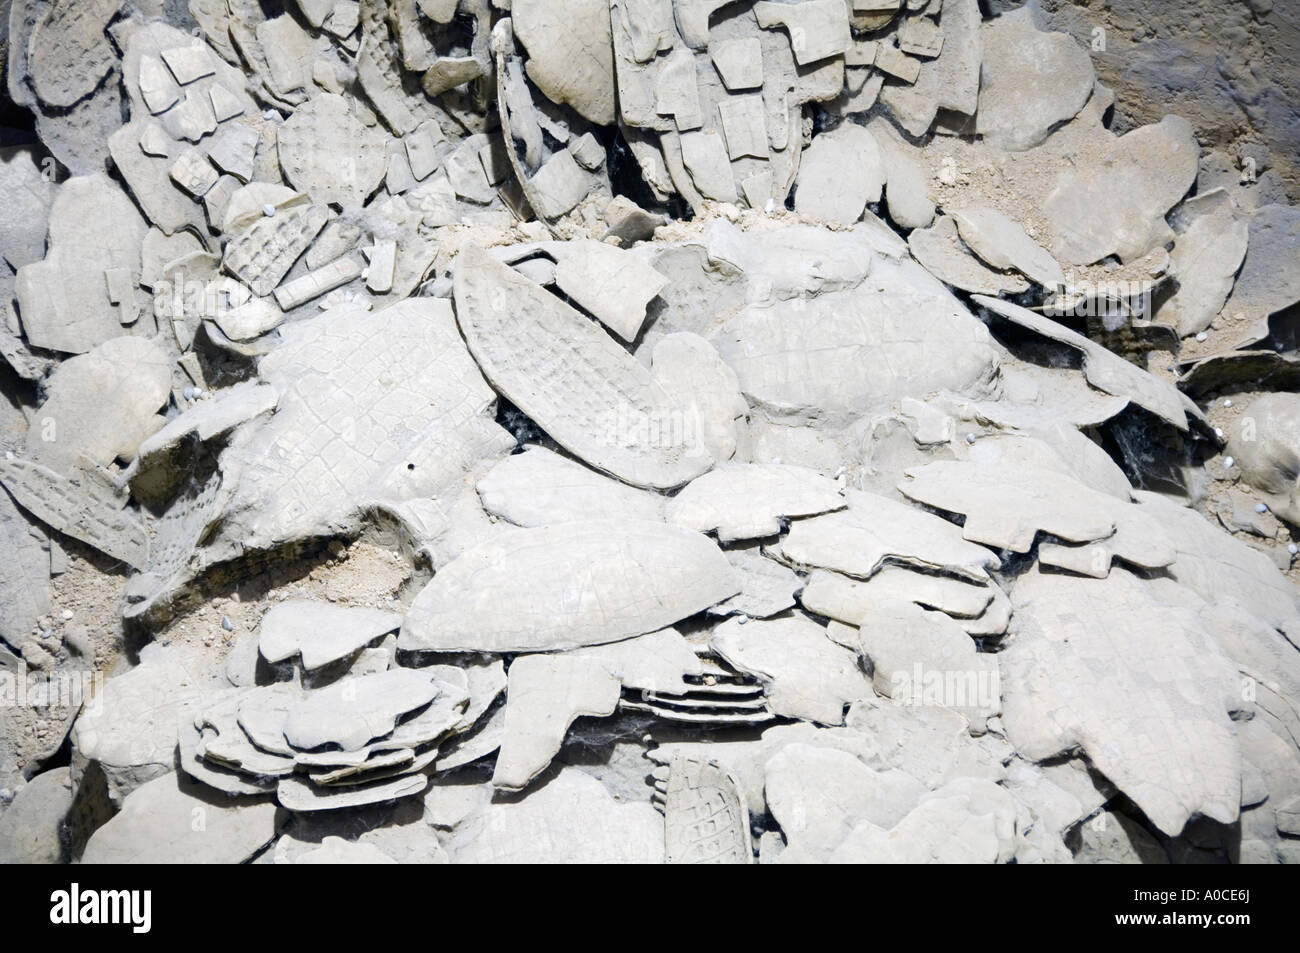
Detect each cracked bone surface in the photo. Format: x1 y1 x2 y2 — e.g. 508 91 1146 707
2 0 1300 869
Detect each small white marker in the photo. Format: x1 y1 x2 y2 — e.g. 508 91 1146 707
1195 332 1207 342
262 204 276 217
965 433 976 444
1224 456 1235 468
1256 503 1269 514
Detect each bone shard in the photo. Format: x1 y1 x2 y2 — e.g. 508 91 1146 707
667 463 845 541
258 601 404 670
492 654 622 791
400 520 741 653
453 243 714 489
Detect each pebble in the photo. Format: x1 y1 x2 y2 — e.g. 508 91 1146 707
20 639 56 672
62 624 93 658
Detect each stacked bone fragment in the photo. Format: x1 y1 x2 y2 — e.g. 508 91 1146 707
2 0 1300 865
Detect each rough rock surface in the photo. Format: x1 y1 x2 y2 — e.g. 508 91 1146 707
0 766 71 863
974 8 1094 152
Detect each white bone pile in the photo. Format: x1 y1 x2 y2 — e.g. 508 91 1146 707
1 0 1299 866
